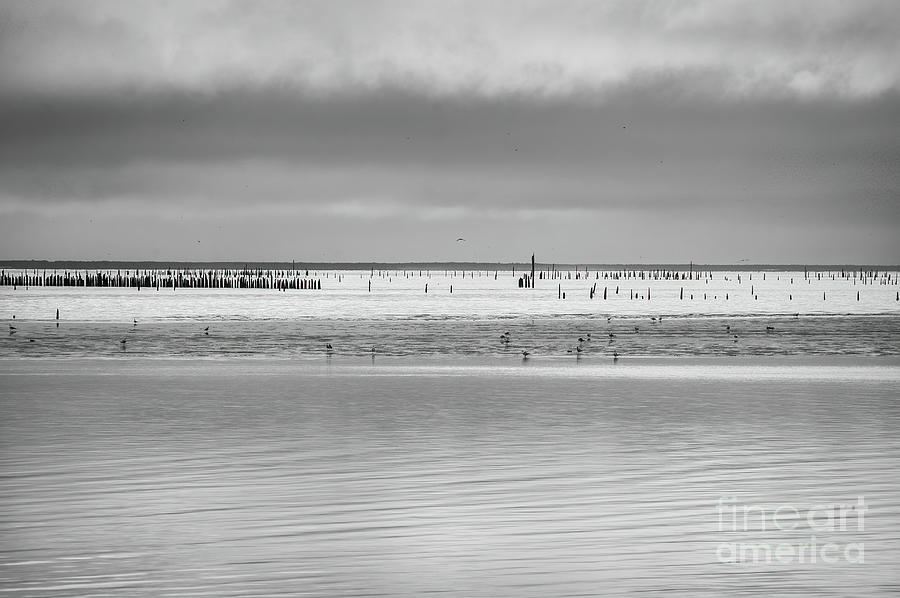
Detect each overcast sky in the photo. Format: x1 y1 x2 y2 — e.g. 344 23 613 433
1 0 898 263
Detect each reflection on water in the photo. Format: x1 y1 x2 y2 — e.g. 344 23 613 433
2 361 899 596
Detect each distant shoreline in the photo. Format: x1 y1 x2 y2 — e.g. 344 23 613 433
2 260 898 272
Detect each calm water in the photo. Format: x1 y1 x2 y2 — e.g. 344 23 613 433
2 316 900 360
1 359 899 596
2 269 899 323
2 270 899 595
2 269 898 359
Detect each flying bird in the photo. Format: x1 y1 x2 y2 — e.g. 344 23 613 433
456 238 466 242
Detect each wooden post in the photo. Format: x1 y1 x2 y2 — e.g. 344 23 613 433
531 254 535 289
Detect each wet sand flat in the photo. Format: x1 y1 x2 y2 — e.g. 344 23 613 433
2 357 899 596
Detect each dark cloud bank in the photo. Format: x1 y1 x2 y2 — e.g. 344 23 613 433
1 1 898 263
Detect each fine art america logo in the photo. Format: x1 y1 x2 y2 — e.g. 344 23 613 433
716 496 866 565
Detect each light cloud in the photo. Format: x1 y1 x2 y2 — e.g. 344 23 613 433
1 0 899 100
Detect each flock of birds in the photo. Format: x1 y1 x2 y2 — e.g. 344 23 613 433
8 312 791 359
503 330 619 361
500 316 640 362
486 314 780 362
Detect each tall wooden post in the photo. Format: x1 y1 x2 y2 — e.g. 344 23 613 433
531 254 535 289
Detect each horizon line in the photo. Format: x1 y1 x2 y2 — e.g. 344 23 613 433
2 259 898 271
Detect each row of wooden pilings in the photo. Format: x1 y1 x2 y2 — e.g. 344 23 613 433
524 269 717 281
0 269 322 290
